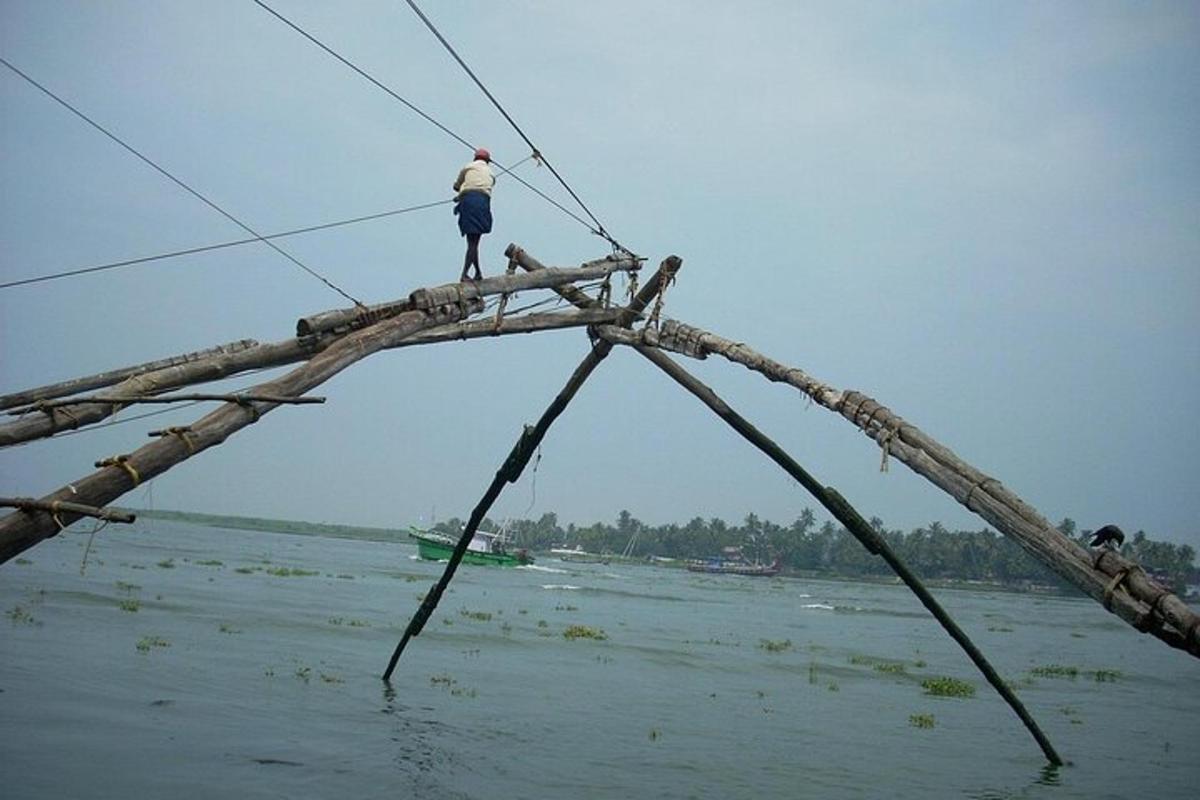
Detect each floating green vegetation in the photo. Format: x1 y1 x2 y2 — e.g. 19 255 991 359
648 728 662 741
264 567 319 577
809 663 818 685
914 659 927 668
827 682 840 692
459 609 493 622
554 604 579 612
518 609 528 615
319 673 344 684
1070 632 1086 638
116 581 141 593
921 676 975 698
130 564 147 570
759 638 793 654
336 574 355 580
156 559 176 569
450 686 477 698
118 599 140 613
430 673 455 686
7 605 37 625
441 618 454 626
536 619 549 628
499 622 513 635
136 635 170 653
874 662 907 675
294 666 312 683
1030 664 1079 680
1092 669 1122 682
219 623 242 634
909 713 936 729
234 567 258 574
196 560 223 567
563 624 607 641
328 617 369 627
848 654 873 665
987 625 1014 633
14 558 31 565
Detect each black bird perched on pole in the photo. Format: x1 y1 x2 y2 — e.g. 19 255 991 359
1089 524 1125 549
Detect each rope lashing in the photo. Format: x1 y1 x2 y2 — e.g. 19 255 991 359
1103 567 1132 612
234 397 262 423
646 270 674 331
494 258 518 332
149 425 197 453
95 454 141 486
49 499 66 531
877 425 898 473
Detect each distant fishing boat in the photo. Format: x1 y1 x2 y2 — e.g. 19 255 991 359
686 546 781 577
409 526 533 566
549 545 610 564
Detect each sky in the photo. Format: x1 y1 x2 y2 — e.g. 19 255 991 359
1 1 1197 547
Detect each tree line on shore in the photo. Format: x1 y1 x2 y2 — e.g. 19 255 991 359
432 510 1197 594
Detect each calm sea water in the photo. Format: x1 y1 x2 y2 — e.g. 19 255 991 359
2 519 1197 799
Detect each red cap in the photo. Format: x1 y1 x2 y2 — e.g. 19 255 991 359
473 147 491 162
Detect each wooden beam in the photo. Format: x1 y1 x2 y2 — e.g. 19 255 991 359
0 298 482 564
297 255 641 336
0 497 136 525
9 393 325 414
594 332 1061 765
600 320 1200 659
0 339 260 410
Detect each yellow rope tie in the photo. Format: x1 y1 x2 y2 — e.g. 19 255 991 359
172 427 197 454
646 273 674 331
1103 567 1131 612
963 477 997 511
877 425 897 473
97 455 141 486
49 499 65 531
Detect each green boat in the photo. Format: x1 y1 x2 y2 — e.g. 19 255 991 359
409 527 534 567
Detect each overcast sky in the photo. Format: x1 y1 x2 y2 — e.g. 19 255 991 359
2 1 1197 547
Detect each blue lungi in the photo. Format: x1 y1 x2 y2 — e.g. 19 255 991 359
454 191 493 236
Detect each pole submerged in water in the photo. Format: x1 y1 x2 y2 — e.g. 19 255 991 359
381 255 682 681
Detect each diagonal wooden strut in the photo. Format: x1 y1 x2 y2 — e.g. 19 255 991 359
381 256 681 680
508 243 1059 763
599 330 1063 766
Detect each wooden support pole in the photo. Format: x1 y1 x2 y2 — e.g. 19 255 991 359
0 299 482 564
598 329 1062 765
0 261 635 448
297 256 640 335
600 321 1200 659
8 393 325 414
0 338 321 448
382 256 680 680
0 497 136 525
0 339 260 410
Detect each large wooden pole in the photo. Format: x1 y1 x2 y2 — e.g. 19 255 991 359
0 339 259 410
0 263 638 448
599 321 1200 659
0 299 481 564
382 256 681 679
597 329 1063 765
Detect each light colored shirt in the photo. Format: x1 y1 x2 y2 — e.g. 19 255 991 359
454 159 495 198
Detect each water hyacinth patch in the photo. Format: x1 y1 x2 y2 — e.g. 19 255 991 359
921 676 975 698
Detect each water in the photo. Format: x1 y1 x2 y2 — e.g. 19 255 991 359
2 519 1197 799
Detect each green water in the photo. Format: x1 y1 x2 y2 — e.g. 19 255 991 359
2 519 1196 798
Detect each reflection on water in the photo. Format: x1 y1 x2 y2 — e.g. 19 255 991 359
2 519 1198 799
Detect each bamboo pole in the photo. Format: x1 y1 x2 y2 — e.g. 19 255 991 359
382 256 681 679
297 255 640 335
0 338 321 448
0 497 136 525
0 263 635 449
597 329 1063 765
0 339 259 410
600 321 1200 658
8 393 326 414
0 299 481 564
